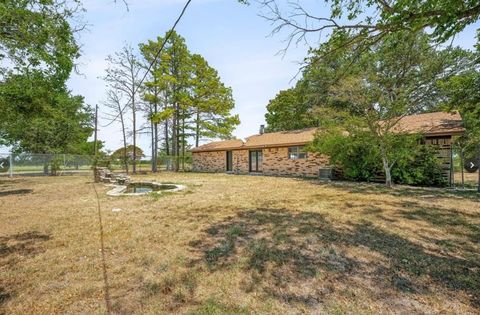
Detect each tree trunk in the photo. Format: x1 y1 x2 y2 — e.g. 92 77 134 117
153 119 158 173
119 108 129 174
132 98 137 174
165 118 169 156
164 93 170 159
172 103 177 172
195 111 200 148
460 148 465 189
182 114 185 171
122 131 128 174
176 110 180 172
164 118 170 170
382 156 393 188
153 85 159 173
151 120 155 172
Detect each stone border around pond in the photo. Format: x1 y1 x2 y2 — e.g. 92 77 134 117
106 182 186 197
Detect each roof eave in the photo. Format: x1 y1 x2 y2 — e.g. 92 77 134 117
423 130 466 137
190 141 312 153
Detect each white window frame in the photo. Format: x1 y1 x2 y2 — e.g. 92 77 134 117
288 146 307 159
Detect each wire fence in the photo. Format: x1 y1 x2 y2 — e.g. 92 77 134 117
1 150 477 189
451 146 480 190
0 153 192 177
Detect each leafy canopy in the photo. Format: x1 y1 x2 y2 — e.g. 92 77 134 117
0 0 81 80
246 0 480 53
141 31 239 143
111 145 145 160
298 30 469 186
0 71 93 153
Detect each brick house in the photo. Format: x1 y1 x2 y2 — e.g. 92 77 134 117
191 111 465 180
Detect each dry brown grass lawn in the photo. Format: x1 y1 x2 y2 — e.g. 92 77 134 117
0 173 479 314
453 172 479 188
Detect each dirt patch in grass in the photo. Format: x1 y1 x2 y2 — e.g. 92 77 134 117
0 173 479 314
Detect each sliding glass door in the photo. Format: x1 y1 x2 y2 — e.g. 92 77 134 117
249 150 263 173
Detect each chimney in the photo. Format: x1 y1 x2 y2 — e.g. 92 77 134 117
259 124 265 135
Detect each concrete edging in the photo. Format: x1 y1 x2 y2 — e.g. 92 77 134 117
106 182 186 196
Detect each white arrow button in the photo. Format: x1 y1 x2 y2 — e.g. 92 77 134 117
0 162 3 168
470 162 475 168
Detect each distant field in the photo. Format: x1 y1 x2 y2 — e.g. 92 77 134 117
0 161 171 176
453 171 479 188
1 173 479 314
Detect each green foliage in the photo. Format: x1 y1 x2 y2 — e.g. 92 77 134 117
276 30 471 186
140 32 191 109
0 0 81 80
188 53 239 143
266 31 466 131
0 1 91 155
439 71 480 156
311 128 447 186
254 0 480 54
49 156 63 176
327 0 480 42
93 157 112 169
265 31 360 131
392 145 447 187
151 108 175 123
0 71 93 153
139 31 239 165
111 145 144 161
316 132 381 181
70 140 105 156
265 85 317 132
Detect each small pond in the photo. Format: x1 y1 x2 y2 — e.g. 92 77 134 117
124 182 178 194
107 182 185 196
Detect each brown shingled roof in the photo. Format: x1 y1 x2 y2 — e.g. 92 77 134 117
191 112 464 152
392 111 464 135
190 139 244 152
243 128 317 148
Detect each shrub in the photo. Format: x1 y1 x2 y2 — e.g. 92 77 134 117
392 144 447 187
311 131 447 186
310 130 383 182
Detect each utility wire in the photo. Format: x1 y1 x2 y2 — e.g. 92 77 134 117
101 0 193 128
91 3 193 312
91 181 112 314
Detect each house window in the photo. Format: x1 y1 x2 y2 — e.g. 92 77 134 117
288 146 307 159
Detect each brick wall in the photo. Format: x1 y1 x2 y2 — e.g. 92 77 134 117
192 150 249 173
192 146 330 177
192 151 226 172
262 147 329 177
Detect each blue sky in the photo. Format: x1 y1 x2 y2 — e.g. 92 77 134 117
52 1 480 154
67 0 311 154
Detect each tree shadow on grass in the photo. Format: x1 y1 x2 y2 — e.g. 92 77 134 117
397 204 480 244
189 208 480 310
0 231 51 310
329 193 480 246
0 286 11 307
311 180 480 202
0 189 33 197
0 178 27 186
0 231 51 260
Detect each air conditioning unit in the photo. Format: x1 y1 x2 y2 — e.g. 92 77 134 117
318 168 332 180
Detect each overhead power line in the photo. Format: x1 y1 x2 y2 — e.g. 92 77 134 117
92 5 193 308
101 0 193 128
